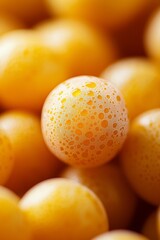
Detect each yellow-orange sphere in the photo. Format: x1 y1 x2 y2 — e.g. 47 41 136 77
46 0 153 30
37 19 117 77
120 109 160 205
20 178 108 240
0 111 60 195
42 76 129 168
0 30 67 113
93 230 149 240
61 163 137 229
101 58 160 120
142 211 159 240
145 8 160 61
0 129 14 185
0 186 32 240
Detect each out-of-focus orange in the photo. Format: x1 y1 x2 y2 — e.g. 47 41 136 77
145 8 160 62
0 129 14 185
37 19 117 77
61 163 137 229
0 30 67 113
46 0 154 30
120 109 160 205
0 186 32 240
20 178 108 240
102 58 160 120
0 111 60 195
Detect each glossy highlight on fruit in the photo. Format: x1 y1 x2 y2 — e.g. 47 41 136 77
20 178 108 240
42 76 129 168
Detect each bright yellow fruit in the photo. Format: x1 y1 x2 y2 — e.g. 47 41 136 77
120 109 160 205
61 163 137 229
42 76 129 168
0 13 24 36
0 186 32 240
0 111 60 195
0 129 14 185
93 230 149 240
0 30 67 113
37 19 117 77
46 0 153 30
145 8 160 61
142 211 159 240
20 178 108 240
101 58 160 120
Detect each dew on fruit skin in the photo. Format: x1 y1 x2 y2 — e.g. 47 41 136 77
42 76 128 168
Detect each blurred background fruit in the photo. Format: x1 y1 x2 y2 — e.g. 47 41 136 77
20 179 108 240
145 8 160 62
120 109 160 205
0 30 67 113
37 19 117 77
0 129 14 185
101 58 160 120
0 186 32 240
0 111 61 195
61 163 137 229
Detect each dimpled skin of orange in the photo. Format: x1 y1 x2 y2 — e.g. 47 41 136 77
0 129 14 185
0 111 60 195
145 8 160 61
0 186 32 240
0 30 67 113
46 0 153 30
93 230 149 240
101 58 160 120
37 19 117 77
142 211 159 240
20 178 108 240
0 14 24 36
120 109 160 205
61 163 137 229
42 76 129 168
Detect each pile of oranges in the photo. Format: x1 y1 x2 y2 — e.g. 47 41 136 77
0 0 159 239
